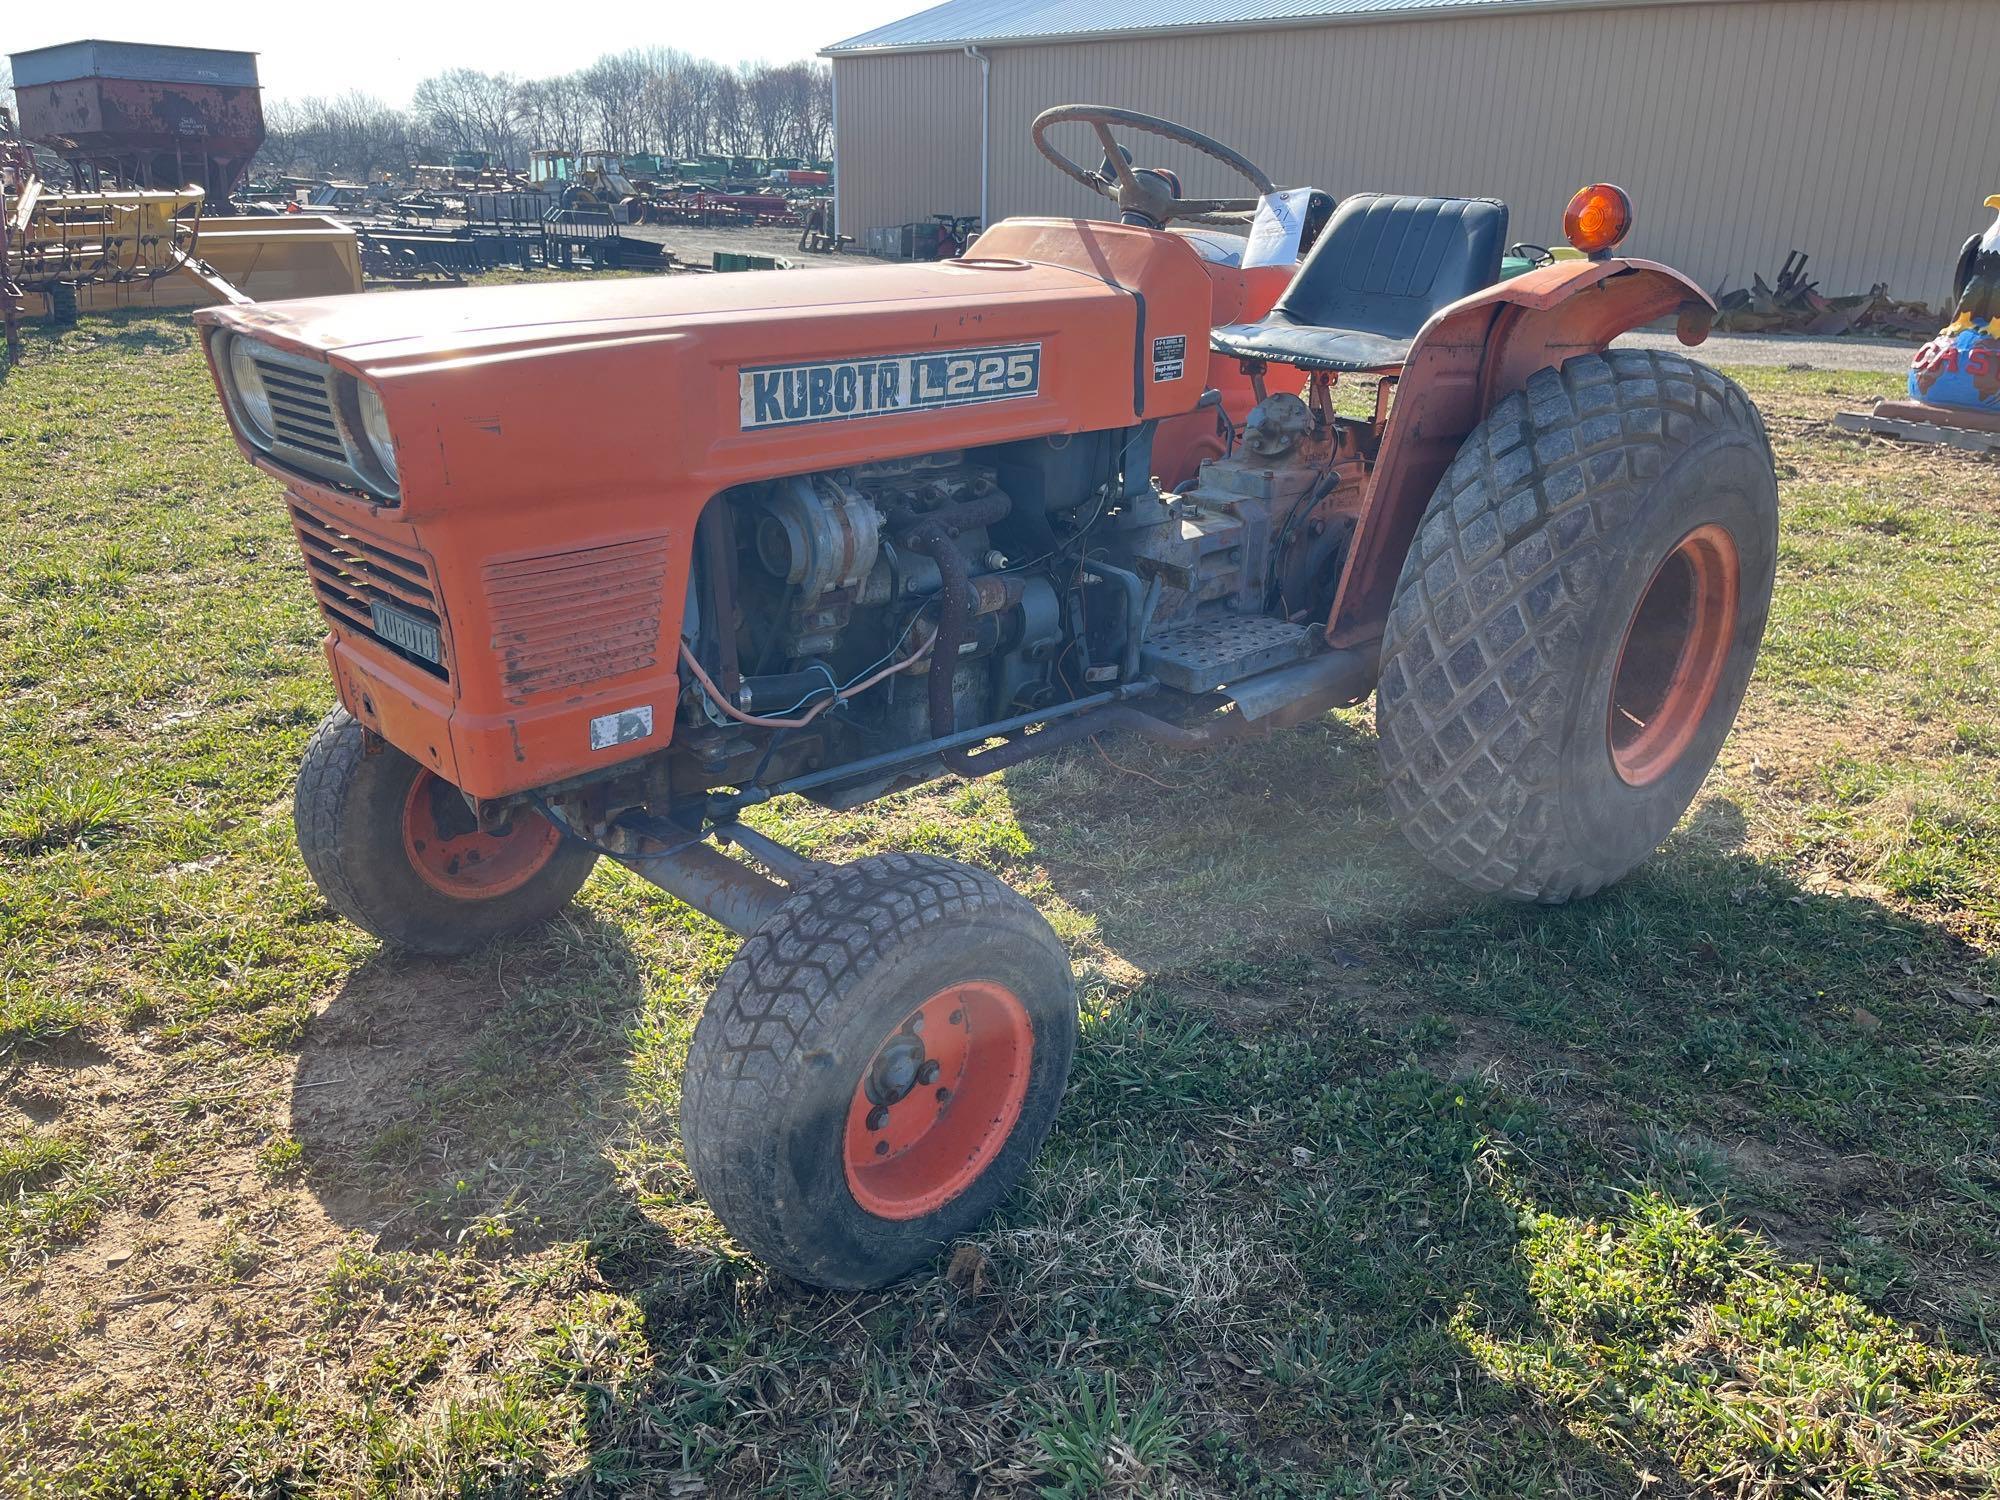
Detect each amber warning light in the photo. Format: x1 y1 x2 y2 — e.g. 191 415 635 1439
1564 183 1634 257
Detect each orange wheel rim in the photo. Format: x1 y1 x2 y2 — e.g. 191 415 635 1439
842 980 1034 1221
1608 523 1741 787
401 770 563 900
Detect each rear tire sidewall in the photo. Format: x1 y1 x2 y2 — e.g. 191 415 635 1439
1376 351 1780 901
1558 432 1776 876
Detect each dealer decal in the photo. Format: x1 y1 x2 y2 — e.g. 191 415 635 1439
739 343 1040 430
1151 334 1187 383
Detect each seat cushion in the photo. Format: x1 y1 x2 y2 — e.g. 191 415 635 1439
1210 193 1508 373
1209 315 1416 373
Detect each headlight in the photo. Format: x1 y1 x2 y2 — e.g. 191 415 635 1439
226 336 275 439
356 382 398 482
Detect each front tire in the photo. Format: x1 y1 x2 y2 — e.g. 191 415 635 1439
1376 350 1778 901
293 707 597 955
681 853 1078 1290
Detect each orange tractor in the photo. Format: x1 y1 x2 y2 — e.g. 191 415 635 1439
198 108 1776 1289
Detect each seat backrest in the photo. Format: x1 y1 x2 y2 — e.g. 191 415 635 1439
1274 193 1508 341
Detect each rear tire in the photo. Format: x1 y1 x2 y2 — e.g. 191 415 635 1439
293 707 596 955
1376 350 1777 901
681 853 1077 1290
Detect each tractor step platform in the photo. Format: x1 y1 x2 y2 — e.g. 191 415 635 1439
1141 615 1316 694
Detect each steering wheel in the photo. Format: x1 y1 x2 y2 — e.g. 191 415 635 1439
1031 104 1278 227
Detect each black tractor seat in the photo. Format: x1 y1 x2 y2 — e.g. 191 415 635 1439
1211 193 1509 374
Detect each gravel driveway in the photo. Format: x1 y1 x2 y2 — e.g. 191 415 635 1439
1615 328 1921 374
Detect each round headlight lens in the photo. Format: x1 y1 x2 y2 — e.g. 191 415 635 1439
357 381 398 483
226 337 275 439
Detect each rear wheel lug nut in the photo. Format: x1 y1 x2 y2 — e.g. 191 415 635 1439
916 1060 941 1085
866 1105 890 1131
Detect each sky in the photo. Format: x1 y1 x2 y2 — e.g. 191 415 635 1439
8 0 926 103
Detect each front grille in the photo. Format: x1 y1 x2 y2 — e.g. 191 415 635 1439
290 503 449 681
484 536 670 703
255 358 348 469
218 333 397 504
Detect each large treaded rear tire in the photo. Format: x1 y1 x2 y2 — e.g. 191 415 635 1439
681 853 1077 1290
1376 350 1777 901
294 707 596 955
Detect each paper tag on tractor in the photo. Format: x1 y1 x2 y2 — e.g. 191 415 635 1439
590 704 654 751
1243 187 1316 269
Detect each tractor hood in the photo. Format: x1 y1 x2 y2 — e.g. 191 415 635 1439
196 220 1221 523
203 257 1113 362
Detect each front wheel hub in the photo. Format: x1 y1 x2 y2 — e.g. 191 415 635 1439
842 980 1034 1220
401 770 563 900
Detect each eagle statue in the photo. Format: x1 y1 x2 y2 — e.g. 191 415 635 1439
1912 195 2000 411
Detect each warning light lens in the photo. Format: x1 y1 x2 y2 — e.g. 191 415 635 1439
1564 183 1634 256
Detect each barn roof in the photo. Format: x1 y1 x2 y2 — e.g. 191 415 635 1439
824 0 1722 54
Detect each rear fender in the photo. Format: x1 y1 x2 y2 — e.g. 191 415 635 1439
1328 258 1714 646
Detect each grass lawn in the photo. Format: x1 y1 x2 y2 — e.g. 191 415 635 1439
2 306 1998 1498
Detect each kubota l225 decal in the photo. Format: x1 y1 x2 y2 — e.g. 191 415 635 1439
738 343 1041 431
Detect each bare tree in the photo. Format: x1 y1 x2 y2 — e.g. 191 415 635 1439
516 74 591 157
712 71 751 157
742 63 787 159
580 51 651 156
665 57 728 158
260 93 422 179
383 53 833 177
411 68 520 167
802 64 833 159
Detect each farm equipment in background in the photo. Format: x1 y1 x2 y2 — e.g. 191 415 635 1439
797 199 851 254
196 104 1776 1293
929 214 981 259
539 208 670 270
3 37 327 353
353 197 675 284
9 40 265 210
1712 248 1940 337
1 130 361 357
529 150 644 223
652 189 800 228
863 215 984 260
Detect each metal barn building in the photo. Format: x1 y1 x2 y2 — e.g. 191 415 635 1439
824 0 1998 306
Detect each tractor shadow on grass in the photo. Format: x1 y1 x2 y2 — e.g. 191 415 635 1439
997 722 2000 1482
1005 720 2000 1305
3 312 197 381
286 902 704 1274
276 719 1998 1493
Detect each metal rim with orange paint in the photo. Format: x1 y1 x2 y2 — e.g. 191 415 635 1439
842 980 1035 1221
1608 523 1741 787
401 769 564 900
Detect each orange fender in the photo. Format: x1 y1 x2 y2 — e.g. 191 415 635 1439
1329 258 1715 646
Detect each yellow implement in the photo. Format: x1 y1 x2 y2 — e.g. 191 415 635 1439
3 178 360 322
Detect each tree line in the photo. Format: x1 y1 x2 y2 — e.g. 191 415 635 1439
261 51 832 181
